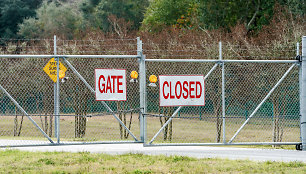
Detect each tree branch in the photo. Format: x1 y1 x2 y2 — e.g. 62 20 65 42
247 0 260 31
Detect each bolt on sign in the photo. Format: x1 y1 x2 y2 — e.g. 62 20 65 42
95 69 127 101
43 58 67 83
159 75 205 107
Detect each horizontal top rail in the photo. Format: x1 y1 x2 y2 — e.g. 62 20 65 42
0 55 299 62
59 38 137 42
145 59 299 63
0 55 140 59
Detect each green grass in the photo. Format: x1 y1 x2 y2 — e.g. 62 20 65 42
0 150 305 173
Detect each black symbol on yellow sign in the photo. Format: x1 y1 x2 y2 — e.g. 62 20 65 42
43 58 67 83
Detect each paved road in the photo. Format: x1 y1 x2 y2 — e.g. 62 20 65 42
3 143 306 162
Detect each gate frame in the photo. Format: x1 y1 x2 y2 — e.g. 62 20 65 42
0 36 305 149
52 36 145 145
143 39 304 149
0 36 144 147
301 36 306 150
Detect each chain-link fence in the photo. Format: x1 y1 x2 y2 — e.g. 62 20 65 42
144 42 301 146
0 37 142 147
0 36 304 148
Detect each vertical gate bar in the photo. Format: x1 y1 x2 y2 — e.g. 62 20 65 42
54 35 60 143
54 35 58 142
140 54 147 143
140 54 146 143
297 42 300 57
220 41 226 143
229 63 297 143
56 58 60 143
298 42 302 143
301 36 306 150
143 55 147 143
54 82 57 139
138 37 145 142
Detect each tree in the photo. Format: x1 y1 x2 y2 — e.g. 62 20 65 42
142 0 305 33
278 0 306 17
197 0 276 32
142 0 198 31
18 1 83 39
80 0 149 32
0 0 43 39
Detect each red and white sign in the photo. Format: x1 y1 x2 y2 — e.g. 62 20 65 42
95 69 126 101
159 75 205 106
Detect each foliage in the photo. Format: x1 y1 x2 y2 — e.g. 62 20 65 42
142 0 198 31
18 1 83 39
142 0 305 33
197 0 275 32
0 0 43 39
0 0 304 38
278 0 306 17
80 0 149 32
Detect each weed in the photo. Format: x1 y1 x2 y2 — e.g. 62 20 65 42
38 158 55 165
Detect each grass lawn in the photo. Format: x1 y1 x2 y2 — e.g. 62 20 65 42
0 114 300 143
0 150 305 173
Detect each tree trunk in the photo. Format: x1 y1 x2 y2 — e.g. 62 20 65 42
74 84 88 138
13 115 24 137
13 105 24 137
272 97 286 147
214 100 222 143
49 115 53 137
117 101 123 139
123 103 133 139
159 106 173 141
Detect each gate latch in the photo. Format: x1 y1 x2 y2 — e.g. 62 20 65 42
296 55 302 62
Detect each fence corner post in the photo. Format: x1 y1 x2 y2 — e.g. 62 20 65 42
301 36 306 150
138 37 146 143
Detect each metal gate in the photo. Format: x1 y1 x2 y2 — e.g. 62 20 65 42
143 41 302 147
0 36 143 147
1 36 305 149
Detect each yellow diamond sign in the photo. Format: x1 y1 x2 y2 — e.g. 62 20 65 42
43 58 67 83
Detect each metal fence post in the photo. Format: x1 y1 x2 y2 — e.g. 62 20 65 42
220 41 226 143
301 36 306 150
298 42 302 145
54 35 57 141
142 55 147 143
54 35 60 143
138 37 146 142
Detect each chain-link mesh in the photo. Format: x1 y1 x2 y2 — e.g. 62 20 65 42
145 61 224 143
225 63 299 143
146 61 300 144
56 38 140 143
145 40 300 145
0 38 54 55
223 43 297 60
0 38 141 146
56 38 137 55
0 37 301 147
0 57 55 146
58 57 140 142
